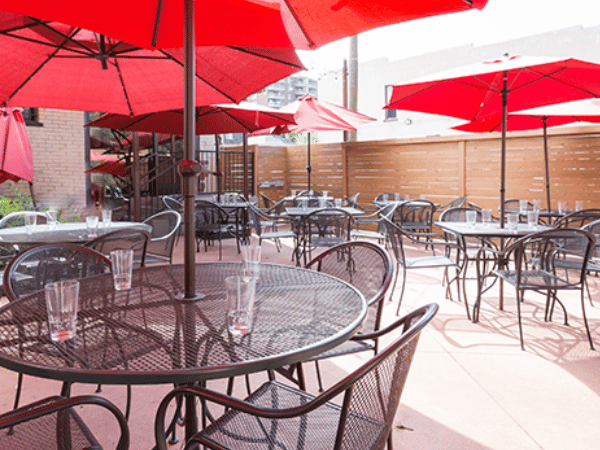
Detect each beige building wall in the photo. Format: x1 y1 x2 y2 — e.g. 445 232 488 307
0 109 88 214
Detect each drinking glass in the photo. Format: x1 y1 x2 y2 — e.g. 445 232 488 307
322 190 328 199
44 280 79 342
576 200 584 211
394 193 400 202
291 189 297 197
24 213 36 234
532 199 541 211
519 200 528 214
102 209 112 227
241 242 261 279
507 213 518 231
226 275 257 336
301 199 308 212
382 194 389 203
420 194 427 200
86 216 99 238
334 198 342 208
527 210 539 229
558 201 568 215
404 194 410 201
466 210 477 228
482 209 493 226
318 197 327 208
110 249 133 291
47 210 58 229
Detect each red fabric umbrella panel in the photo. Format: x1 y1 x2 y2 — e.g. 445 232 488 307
0 107 33 184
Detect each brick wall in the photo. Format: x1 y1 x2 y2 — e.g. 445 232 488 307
0 109 87 214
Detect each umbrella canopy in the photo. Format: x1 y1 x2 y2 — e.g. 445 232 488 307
85 102 296 136
453 102 600 210
385 54 600 224
0 0 490 51
119 132 176 150
0 12 305 115
250 95 375 190
85 160 130 177
0 107 33 184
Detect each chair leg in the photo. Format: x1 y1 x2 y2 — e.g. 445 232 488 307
13 372 23 409
389 263 399 303
314 360 325 392
395 267 407 316
580 289 595 350
516 289 525 351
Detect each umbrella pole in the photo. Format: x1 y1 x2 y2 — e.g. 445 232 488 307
500 71 508 228
243 133 249 199
542 118 551 210
307 132 311 191
215 135 221 202
28 182 36 209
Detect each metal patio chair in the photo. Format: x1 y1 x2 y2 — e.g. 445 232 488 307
85 228 150 267
155 303 438 450
142 210 182 264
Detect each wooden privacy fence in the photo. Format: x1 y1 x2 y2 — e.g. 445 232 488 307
247 124 600 211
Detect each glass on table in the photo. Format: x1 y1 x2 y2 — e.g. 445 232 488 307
47 209 58 229
226 275 257 336
466 210 477 228
506 213 519 231
404 194 410 201
575 200 584 212
86 216 99 238
102 209 112 226
300 199 308 212
291 189 297 197
420 194 427 200
382 194 389 203
241 242 261 279
334 198 343 208
110 249 133 291
532 199 541 211
558 201 568 215
44 280 79 342
519 200 528 214
527 210 539 229
24 213 36 234
394 193 401 202
482 209 493 226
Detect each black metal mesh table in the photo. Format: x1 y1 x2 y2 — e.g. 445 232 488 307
0 263 366 386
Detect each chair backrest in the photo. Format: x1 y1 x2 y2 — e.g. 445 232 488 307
85 229 150 267
331 303 438 450
439 196 467 210
306 241 394 335
260 193 274 209
247 205 264 237
382 216 406 263
501 199 534 211
506 228 595 285
345 192 360 208
0 211 49 228
553 209 600 229
3 243 111 301
393 199 435 231
374 192 398 203
195 200 231 235
162 195 183 212
143 210 182 262
439 206 482 222
300 208 355 246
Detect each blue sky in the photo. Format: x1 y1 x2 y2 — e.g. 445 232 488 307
298 0 600 75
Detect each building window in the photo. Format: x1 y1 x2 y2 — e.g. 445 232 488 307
22 107 43 126
384 86 397 121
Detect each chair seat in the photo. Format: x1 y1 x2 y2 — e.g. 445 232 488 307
351 229 386 240
402 255 458 269
492 269 578 290
198 381 386 450
261 230 296 240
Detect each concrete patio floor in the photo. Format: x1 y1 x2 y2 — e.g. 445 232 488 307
1 233 599 449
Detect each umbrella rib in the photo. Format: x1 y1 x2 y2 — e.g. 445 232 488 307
158 50 237 103
31 17 98 55
111 56 135 116
281 0 315 48
152 0 165 48
229 46 304 70
221 110 253 133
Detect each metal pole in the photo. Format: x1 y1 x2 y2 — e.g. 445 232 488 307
500 71 508 228
348 35 358 142
542 118 551 210
243 133 249 199
342 59 349 143
306 132 311 191
215 134 221 202
132 132 141 222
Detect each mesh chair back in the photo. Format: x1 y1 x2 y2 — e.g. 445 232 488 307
306 241 393 334
299 208 355 263
260 193 274 209
439 196 467 210
143 210 182 263
393 199 435 232
3 243 111 301
85 229 150 267
247 205 264 236
553 209 600 228
162 195 183 212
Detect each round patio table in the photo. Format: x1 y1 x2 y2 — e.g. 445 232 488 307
0 221 151 246
0 262 366 386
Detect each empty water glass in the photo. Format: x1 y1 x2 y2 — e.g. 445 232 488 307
24 213 36 234
506 213 518 231
576 200 584 211
404 194 410 201
110 249 133 291
47 210 58 229
382 194 389 203
86 216 99 238
482 209 492 226
226 275 256 336
301 199 308 212
519 200 528 214
102 209 112 227
318 196 327 208
334 198 342 208
558 201 568 215
532 199 541 211
291 189 297 197
527 210 539 229
322 190 328 199
466 210 477 228
420 194 427 200
394 193 400 202
44 280 79 342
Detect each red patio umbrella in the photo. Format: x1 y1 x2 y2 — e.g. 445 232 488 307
119 133 176 150
0 107 33 185
250 95 375 190
385 54 600 224
453 109 600 210
85 159 130 177
0 12 305 115
85 102 296 136
0 1 490 50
